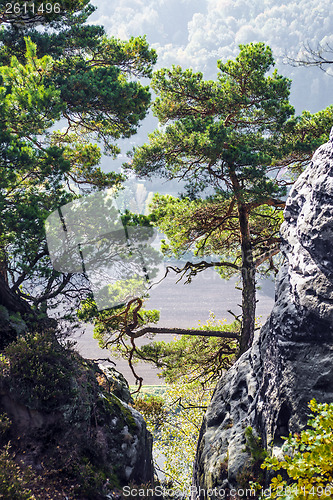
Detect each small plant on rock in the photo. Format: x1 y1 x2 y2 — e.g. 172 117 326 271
261 399 333 499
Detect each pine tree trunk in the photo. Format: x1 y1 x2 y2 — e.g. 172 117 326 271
229 167 256 354
238 204 256 354
0 245 8 285
0 242 31 315
0 274 32 315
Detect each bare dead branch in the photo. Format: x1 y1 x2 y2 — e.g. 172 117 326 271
156 259 240 286
286 42 333 74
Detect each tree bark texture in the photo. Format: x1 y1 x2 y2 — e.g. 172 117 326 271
238 204 256 354
229 167 256 354
0 274 32 315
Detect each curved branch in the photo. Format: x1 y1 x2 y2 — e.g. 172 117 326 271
158 259 240 286
0 275 32 315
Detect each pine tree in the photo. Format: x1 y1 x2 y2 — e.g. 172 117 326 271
127 42 333 353
0 1 156 343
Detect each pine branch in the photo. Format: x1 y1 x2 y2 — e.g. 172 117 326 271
130 326 240 339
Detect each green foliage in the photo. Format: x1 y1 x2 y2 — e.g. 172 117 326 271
236 427 268 489
128 42 333 352
130 42 299 185
261 400 333 499
0 0 93 38
86 300 239 386
0 413 11 436
151 192 284 279
0 2 156 321
150 194 240 267
79 296 160 336
0 333 150 496
78 295 160 382
0 332 76 410
282 106 333 178
133 394 168 427
136 314 239 385
0 38 63 134
245 427 268 464
0 444 35 499
135 380 213 489
69 457 117 498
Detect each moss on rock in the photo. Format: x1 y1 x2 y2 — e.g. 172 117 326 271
0 331 153 498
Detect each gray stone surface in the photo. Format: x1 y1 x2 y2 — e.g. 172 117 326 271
0 347 154 489
192 132 333 494
99 364 133 403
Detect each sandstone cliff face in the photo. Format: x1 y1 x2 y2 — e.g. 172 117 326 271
192 132 333 493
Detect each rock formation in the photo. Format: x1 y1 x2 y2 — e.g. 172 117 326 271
0 333 153 497
192 131 333 494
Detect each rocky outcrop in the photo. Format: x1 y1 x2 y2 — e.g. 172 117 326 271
0 333 153 497
192 131 333 494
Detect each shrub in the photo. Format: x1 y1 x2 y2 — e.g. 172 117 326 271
0 444 35 499
134 379 214 489
133 395 167 427
0 413 11 436
0 331 76 411
261 399 333 499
